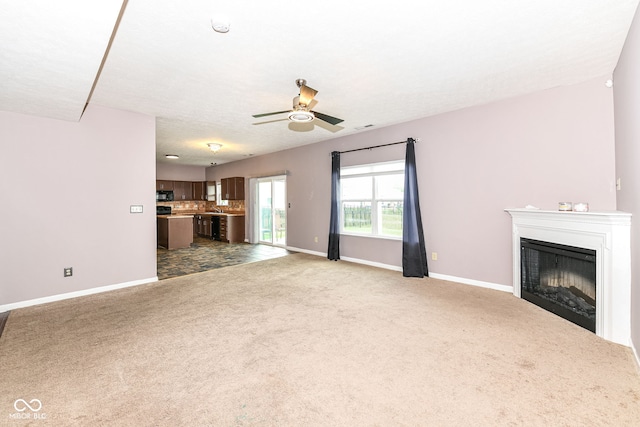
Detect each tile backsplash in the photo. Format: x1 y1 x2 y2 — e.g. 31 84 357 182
157 200 245 214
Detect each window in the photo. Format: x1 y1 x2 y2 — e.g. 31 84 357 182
340 160 404 238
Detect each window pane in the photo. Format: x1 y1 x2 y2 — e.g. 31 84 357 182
376 174 404 199
342 176 372 200
342 202 372 233
379 202 403 237
342 160 404 176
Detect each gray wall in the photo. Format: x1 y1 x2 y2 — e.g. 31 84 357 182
0 105 157 308
156 163 206 181
613 4 640 356
207 75 617 288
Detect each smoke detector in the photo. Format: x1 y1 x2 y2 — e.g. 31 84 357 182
211 16 230 33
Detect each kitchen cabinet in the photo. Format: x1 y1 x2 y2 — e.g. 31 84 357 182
156 180 173 190
157 216 193 250
173 181 192 200
195 214 213 238
202 216 211 237
192 181 207 201
218 215 245 243
156 180 208 201
220 177 245 200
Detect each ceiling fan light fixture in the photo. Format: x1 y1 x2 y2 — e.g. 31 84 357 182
208 143 222 152
288 110 314 123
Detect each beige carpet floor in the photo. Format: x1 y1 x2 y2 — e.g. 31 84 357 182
1 253 639 426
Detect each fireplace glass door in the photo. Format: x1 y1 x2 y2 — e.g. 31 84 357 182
520 238 596 332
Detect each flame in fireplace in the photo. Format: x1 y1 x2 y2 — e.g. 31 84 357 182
540 270 596 301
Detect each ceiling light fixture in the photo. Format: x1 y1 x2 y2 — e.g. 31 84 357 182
208 143 222 152
288 109 314 123
165 154 179 159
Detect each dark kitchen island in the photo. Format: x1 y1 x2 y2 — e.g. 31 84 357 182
157 215 194 250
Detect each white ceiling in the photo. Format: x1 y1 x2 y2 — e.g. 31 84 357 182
1 0 638 166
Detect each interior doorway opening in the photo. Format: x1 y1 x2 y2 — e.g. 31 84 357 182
256 176 287 247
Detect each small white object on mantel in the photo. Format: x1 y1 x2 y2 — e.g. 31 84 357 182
573 202 589 212
504 208 632 346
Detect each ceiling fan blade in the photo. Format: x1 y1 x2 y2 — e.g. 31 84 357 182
312 111 344 125
307 99 318 110
314 118 345 133
298 84 318 107
252 118 289 125
252 110 290 118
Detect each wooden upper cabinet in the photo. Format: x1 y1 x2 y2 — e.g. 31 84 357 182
172 181 192 200
221 177 245 200
156 180 173 191
192 181 207 201
220 179 230 200
157 180 208 200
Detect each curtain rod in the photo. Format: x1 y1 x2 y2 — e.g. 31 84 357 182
337 137 418 154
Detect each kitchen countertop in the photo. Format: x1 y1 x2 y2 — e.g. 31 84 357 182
199 212 245 217
157 213 245 218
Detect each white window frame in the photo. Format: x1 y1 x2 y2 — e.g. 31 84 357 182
340 160 404 239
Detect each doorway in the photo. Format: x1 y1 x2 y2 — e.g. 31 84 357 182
257 176 287 247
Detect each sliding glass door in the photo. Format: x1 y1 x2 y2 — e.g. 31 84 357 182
257 176 286 246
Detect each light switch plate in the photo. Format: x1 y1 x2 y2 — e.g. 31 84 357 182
130 205 143 213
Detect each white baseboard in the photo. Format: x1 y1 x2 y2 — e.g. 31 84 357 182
285 247 510 292
286 247 402 271
340 256 403 272
285 246 326 258
0 277 158 312
429 273 513 293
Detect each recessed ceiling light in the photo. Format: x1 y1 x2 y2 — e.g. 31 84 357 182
165 154 179 159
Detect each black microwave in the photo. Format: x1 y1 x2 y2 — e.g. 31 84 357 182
156 190 174 201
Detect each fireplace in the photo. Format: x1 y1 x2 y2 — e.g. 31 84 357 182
520 238 596 332
505 208 631 346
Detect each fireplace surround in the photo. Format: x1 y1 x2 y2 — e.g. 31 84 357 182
505 208 631 346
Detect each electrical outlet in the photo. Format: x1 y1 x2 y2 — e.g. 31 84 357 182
64 267 73 277
314 236 318 243
431 252 438 261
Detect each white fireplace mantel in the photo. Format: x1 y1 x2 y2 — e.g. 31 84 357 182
505 208 632 346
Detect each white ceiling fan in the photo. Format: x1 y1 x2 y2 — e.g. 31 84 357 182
252 79 344 126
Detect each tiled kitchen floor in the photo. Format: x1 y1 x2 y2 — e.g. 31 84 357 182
156 237 291 280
